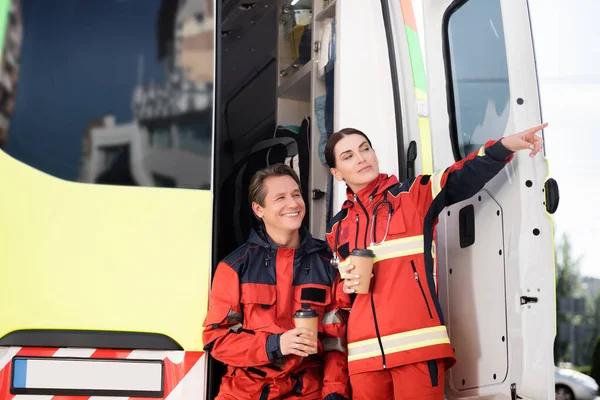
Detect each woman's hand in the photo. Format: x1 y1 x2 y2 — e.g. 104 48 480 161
501 122 548 157
342 264 373 294
342 265 360 294
279 328 317 357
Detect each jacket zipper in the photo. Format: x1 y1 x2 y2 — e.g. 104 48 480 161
354 195 370 248
355 193 385 367
411 260 433 318
355 213 359 249
370 274 387 368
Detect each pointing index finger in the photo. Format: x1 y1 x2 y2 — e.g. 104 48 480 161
525 122 548 135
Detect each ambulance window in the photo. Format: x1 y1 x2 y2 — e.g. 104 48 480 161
178 120 212 156
1 0 214 190
445 0 510 160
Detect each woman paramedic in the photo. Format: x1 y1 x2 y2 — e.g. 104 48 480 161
324 123 547 400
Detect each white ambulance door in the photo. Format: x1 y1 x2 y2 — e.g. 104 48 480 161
420 0 556 399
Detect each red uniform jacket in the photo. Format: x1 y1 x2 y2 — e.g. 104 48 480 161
326 139 514 376
203 227 350 400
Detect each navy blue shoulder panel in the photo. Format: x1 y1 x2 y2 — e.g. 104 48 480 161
240 246 275 285
222 243 275 285
387 178 416 197
225 239 335 287
326 208 349 234
222 242 254 271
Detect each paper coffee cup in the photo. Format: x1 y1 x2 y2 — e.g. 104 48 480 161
293 306 318 354
350 248 376 294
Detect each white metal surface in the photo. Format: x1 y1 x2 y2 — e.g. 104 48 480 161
440 190 508 390
309 7 333 239
387 0 430 176
421 0 556 398
333 0 399 211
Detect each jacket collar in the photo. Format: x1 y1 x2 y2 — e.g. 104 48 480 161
345 173 399 207
248 225 322 255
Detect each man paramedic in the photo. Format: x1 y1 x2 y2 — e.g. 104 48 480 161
203 164 350 400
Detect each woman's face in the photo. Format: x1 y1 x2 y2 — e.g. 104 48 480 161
330 134 380 192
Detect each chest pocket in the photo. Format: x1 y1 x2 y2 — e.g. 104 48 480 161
240 284 276 331
293 285 331 334
373 204 407 243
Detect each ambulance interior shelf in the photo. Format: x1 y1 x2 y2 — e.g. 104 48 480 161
315 0 336 21
278 5 313 102
278 60 312 102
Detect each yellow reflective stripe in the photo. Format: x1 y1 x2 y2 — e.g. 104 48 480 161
414 88 433 175
431 170 445 198
375 247 424 263
348 325 446 348
478 146 486 157
349 338 450 362
372 236 424 262
348 326 450 362
415 87 427 100
337 236 425 279
418 117 433 175
374 235 424 249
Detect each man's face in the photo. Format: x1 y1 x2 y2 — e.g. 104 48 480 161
252 175 306 233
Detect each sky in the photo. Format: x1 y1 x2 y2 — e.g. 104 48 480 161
529 0 600 81
528 0 600 278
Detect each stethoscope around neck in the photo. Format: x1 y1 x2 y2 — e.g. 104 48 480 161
330 192 394 268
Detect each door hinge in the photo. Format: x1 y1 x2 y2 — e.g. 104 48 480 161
406 140 417 180
510 383 522 399
312 189 325 200
520 296 539 305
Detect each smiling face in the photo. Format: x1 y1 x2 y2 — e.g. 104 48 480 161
252 175 306 235
330 133 380 193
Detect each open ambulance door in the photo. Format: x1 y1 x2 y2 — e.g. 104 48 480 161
398 0 556 398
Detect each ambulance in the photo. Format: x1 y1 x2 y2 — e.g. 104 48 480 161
0 0 558 398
